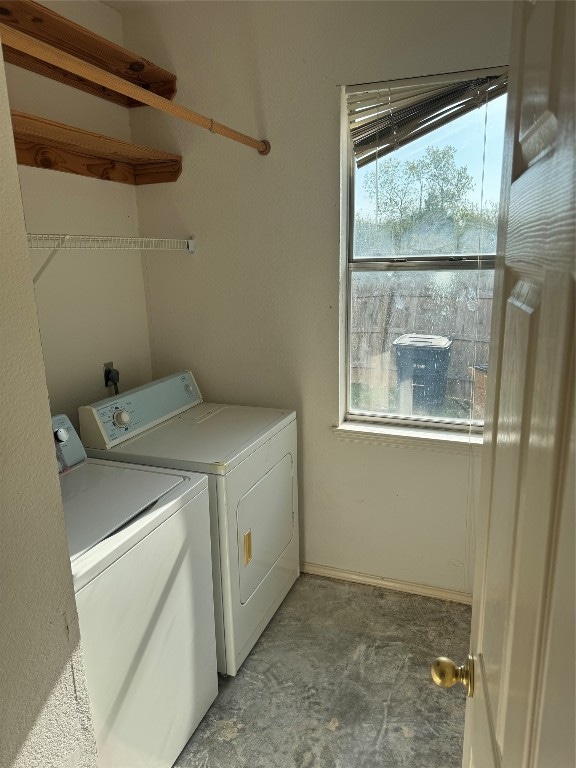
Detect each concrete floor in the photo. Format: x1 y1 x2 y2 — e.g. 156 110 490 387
175 574 471 768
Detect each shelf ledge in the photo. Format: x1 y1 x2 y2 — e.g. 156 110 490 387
12 110 182 185
0 0 177 106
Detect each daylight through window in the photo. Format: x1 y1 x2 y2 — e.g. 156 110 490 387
344 68 507 432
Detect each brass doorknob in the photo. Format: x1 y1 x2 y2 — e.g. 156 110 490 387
431 654 474 697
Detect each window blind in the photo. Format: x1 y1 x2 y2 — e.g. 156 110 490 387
347 68 508 168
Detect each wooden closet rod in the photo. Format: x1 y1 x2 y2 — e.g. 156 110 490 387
0 24 270 155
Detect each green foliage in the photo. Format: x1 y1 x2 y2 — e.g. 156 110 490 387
359 146 498 255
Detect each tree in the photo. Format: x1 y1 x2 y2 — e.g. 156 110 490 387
364 157 418 251
359 145 497 255
417 146 474 216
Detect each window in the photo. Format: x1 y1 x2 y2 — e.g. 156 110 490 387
342 68 507 434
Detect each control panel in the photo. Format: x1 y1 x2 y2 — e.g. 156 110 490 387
79 370 202 450
52 414 87 473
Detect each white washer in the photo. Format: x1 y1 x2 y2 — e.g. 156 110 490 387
79 370 299 676
53 415 217 768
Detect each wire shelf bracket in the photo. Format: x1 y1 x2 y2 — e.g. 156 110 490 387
28 233 196 251
28 233 196 284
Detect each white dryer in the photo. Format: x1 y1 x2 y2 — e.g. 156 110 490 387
53 415 217 768
79 371 299 676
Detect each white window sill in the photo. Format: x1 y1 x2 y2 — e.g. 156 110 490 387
333 421 483 455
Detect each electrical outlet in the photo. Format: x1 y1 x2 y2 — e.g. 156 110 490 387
103 361 114 387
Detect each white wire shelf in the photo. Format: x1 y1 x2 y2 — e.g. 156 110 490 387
27 234 195 251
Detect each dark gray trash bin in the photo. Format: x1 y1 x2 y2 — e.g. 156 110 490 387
393 334 453 414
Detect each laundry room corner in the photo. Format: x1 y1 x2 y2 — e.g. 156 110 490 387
122 0 511 597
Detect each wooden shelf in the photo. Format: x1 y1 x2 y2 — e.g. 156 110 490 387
0 0 176 106
12 111 182 185
2 1 267 183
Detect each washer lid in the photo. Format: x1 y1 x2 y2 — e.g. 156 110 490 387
61 461 183 559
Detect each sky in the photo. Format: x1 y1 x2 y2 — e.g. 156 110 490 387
354 94 507 217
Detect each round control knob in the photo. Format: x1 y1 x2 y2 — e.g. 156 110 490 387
185 384 195 396
113 409 130 427
54 427 69 443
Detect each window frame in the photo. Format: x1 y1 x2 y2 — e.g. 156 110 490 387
339 70 506 437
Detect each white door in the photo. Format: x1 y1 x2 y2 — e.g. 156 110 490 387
456 1 575 766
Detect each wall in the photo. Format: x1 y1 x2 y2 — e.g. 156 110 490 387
0 46 97 768
4 1 152 425
0 0 511 622
122 0 512 596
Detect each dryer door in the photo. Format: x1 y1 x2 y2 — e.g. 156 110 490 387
236 453 294 604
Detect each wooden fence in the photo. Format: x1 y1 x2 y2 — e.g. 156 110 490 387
350 270 493 418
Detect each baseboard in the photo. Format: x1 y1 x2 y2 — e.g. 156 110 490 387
300 562 472 605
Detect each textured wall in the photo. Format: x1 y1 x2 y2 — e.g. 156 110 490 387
121 0 512 595
0 45 97 768
4 1 152 427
